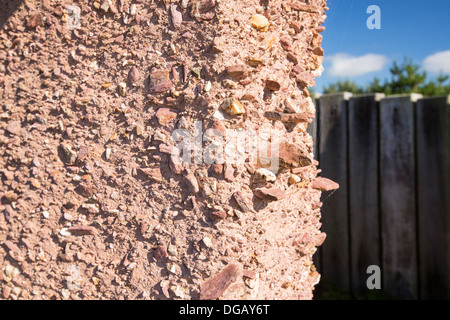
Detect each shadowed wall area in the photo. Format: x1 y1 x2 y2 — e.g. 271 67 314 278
0 0 24 30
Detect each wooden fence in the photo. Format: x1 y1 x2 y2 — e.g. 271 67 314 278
309 93 450 300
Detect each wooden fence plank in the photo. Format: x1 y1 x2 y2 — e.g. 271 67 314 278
318 92 352 292
380 95 419 299
416 96 450 299
309 95 322 274
348 94 384 295
308 94 321 161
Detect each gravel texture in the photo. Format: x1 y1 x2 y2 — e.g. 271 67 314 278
0 0 333 300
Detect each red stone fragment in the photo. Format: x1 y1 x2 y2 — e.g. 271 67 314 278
169 4 183 29
287 52 299 65
184 173 200 194
156 108 177 125
210 164 223 175
210 209 227 220
68 225 95 236
169 154 184 175
149 70 173 93
138 167 163 182
6 121 20 135
54 6 64 17
77 145 90 160
26 14 43 29
279 142 312 168
316 25 326 33
265 79 281 91
291 65 304 75
313 47 324 56
295 71 316 87
264 111 313 123
211 119 226 136
225 65 249 80
239 79 252 86
224 164 235 182
232 192 250 212
254 187 286 201
243 269 257 280
3 240 20 253
140 222 149 236
128 66 140 85
314 232 327 246
154 245 168 262
289 20 303 33
280 36 293 51
2 286 11 299
311 201 323 209
200 264 240 300
198 0 216 13
288 2 320 14
75 183 94 198
311 177 339 191
159 144 175 154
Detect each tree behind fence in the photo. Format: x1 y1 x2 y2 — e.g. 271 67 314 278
310 92 450 299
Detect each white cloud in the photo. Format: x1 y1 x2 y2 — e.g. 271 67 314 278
326 53 389 77
423 50 450 74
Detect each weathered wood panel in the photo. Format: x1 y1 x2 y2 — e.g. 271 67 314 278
348 94 384 295
379 95 419 299
308 94 321 161
416 96 450 299
309 95 322 274
318 92 352 291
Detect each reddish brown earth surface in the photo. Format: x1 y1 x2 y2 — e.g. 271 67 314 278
0 0 333 300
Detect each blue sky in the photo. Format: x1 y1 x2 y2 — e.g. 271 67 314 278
316 0 450 92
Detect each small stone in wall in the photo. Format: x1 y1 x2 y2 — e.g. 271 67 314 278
60 143 77 165
232 191 250 212
225 65 249 80
220 97 245 115
154 245 168 262
156 108 178 125
6 121 21 135
289 174 301 185
184 173 200 194
254 187 286 201
279 142 312 168
169 4 183 29
251 14 270 31
314 232 327 246
128 66 140 86
67 225 95 236
311 177 339 191
224 164 235 182
255 168 276 182
118 82 127 96
265 79 281 91
149 70 173 93
200 264 241 300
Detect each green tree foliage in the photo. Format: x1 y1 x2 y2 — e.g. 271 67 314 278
322 58 450 96
420 72 450 96
323 79 365 94
366 77 387 94
388 57 427 94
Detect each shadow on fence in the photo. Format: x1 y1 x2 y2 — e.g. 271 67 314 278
309 92 450 300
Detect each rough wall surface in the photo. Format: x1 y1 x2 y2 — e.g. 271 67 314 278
0 0 333 300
